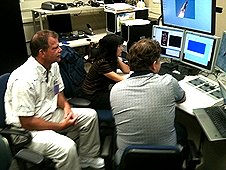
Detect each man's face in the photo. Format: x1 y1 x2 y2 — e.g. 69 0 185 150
45 37 62 64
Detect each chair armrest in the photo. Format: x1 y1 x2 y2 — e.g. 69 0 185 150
15 148 55 169
68 97 91 107
0 126 32 149
15 148 44 165
186 140 201 170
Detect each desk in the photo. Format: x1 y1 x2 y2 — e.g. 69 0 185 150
177 75 223 115
118 72 223 115
32 6 104 32
59 30 107 48
117 71 226 169
176 74 226 170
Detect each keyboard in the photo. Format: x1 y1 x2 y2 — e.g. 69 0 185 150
204 106 226 137
159 66 185 81
59 33 89 42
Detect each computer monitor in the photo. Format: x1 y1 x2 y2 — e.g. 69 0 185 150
215 31 226 74
152 25 185 60
160 0 216 35
181 31 220 73
47 14 73 34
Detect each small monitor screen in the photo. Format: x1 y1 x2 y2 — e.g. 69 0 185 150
152 25 185 60
215 31 226 74
181 31 220 72
47 14 73 34
160 0 216 35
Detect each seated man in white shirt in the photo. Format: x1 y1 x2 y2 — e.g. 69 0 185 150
4 29 104 170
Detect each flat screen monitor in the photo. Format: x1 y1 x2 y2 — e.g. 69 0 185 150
215 31 226 74
152 25 185 60
160 0 216 35
47 14 73 34
181 31 220 73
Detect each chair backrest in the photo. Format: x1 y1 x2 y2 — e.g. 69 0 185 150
0 73 10 128
119 145 184 170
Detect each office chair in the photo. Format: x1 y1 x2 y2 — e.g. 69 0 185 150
0 73 55 170
0 134 12 170
0 134 48 170
118 140 201 170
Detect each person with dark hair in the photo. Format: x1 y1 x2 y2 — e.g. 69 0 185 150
110 38 188 165
82 33 130 109
5 30 104 170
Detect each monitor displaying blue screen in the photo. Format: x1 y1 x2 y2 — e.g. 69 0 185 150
152 25 185 60
181 31 220 72
160 0 216 35
215 31 226 74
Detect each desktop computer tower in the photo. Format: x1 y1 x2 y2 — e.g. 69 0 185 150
121 19 157 51
106 8 148 34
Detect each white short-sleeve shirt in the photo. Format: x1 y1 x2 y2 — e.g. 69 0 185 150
5 57 64 127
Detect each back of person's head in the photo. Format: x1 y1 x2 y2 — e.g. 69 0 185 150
30 29 59 58
127 38 161 71
98 34 124 61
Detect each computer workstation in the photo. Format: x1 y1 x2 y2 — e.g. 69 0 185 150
152 0 223 117
193 31 226 142
157 1 226 169
45 12 107 48
152 24 222 115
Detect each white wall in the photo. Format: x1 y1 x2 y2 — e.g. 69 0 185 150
20 0 226 48
215 0 226 36
20 0 106 54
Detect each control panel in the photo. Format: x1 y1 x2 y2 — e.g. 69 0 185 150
187 76 222 100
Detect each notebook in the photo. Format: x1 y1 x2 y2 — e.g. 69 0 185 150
193 79 226 141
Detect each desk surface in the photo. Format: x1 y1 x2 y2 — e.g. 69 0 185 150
177 74 223 115
32 6 104 15
119 72 223 116
59 30 107 48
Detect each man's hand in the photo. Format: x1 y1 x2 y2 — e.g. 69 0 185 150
60 112 77 129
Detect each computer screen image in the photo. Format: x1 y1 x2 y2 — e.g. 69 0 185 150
181 31 220 73
47 14 73 35
160 0 216 35
152 25 185 60
215 31 226 74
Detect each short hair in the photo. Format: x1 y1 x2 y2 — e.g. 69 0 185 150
127 39 161 71
30 30 59 58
